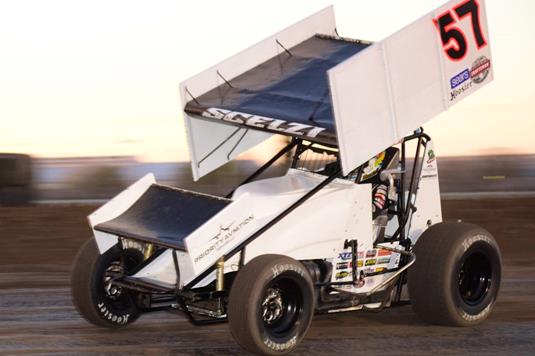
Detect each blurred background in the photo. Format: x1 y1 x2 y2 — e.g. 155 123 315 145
1 2 535 353
0 0 534 201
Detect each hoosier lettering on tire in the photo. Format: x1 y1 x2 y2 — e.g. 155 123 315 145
71 239 144 328
227 254 315 355
408 222 502 327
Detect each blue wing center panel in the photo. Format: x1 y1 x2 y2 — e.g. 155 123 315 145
184 35 370 144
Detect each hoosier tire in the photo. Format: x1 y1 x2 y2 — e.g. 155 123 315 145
71 238 143 328
408 222 502 326
228 254 315 355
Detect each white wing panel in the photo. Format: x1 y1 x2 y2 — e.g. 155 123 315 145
329 0 493 175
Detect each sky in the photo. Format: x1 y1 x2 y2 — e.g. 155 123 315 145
0 0 534 161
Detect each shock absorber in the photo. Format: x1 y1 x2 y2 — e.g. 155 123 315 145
216 257 225 292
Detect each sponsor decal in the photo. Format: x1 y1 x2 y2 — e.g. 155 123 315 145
460 303 492 322
202 108 326 139
347 260 364 268
357 251 365 259
471 56 491 84
365 259 377 266
336 271 350 280
121 239 145 254
97 302 130 325
377 257 391 264
450 69 470 89
461 234 493 253
450 80 473 101
336 262 348 270
264 335 297 351
422 147 438 180
427 149 436 164
375 267 386 273
194 215 254 263
338 252 352 261
449 56 491 102
377 249 392 257
272 263 305 278
366 249 377 258
364 268 375 275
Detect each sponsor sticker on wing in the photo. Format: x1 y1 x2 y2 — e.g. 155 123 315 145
450 69 470 89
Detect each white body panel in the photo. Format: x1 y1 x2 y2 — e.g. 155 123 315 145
90 152 439 287
132 249 194 288
95 169 372 286
185 169 372 276
179 7 337 180
88 173 155 253
237 170 372 264
329 0 493 175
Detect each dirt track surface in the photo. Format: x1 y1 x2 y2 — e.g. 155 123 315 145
1 199 534 355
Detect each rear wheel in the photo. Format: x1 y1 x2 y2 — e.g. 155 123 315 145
408 222 502 326
71 238 144 328
228 254 314 355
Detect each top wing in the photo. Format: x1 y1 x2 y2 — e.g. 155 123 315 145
179 0 493 179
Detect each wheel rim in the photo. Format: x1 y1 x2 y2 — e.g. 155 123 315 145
100 251 142 310
104 261 124 300
458 251 492 306
261 276 303 338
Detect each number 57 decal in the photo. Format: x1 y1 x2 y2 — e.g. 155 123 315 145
434 0 487 61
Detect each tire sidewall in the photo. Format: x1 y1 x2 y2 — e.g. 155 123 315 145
238 257 314 354
445 232 501 325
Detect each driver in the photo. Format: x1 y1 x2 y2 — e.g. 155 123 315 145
359 147 400 218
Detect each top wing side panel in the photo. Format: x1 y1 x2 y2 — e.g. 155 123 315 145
329 0 493 175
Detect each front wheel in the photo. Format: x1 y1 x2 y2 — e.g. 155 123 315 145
228 254 315 355
408 222 502 326
71 238 144 328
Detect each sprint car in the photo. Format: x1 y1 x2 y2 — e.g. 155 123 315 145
71 1 501 354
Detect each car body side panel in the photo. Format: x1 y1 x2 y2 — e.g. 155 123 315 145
241 170 372 264
184 169 372 276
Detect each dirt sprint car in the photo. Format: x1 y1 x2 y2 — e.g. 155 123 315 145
71 1 501 354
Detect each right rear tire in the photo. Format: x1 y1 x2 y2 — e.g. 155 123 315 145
408 222 502 326
228 254 315 355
